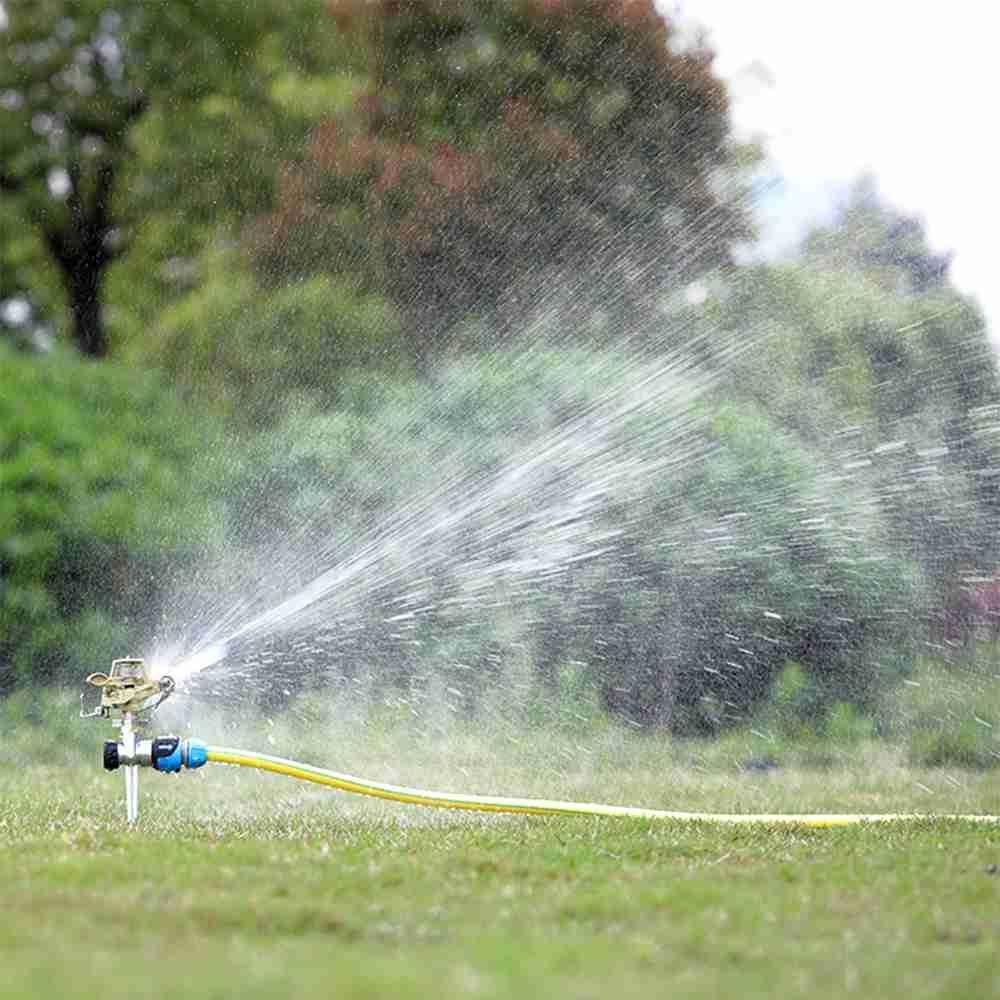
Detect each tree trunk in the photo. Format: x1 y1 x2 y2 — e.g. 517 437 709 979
40 156 121 357
65 252 109 357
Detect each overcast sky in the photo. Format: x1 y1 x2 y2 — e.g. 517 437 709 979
669 1 998 339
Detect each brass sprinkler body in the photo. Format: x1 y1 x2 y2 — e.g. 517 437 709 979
81 657 175 721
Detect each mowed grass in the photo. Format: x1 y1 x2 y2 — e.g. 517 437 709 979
2 722 1000 1000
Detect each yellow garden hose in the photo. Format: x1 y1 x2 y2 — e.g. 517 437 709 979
205 746 1000 826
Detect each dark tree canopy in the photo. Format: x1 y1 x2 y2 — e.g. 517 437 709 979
0 0 280 355
252 0 753 339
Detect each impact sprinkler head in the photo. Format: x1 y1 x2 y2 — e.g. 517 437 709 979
80 657 183 824
80 657 175 722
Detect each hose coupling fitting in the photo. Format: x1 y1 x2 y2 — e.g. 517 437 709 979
103 736 207 772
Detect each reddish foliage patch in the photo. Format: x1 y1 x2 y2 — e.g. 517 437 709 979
256 0 750 339
938 578 1000 644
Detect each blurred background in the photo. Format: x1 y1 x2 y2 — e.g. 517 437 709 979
2 1 998 771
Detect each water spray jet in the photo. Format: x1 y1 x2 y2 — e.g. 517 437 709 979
81 658 1000 828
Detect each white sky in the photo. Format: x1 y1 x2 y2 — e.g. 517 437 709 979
669 0 999 338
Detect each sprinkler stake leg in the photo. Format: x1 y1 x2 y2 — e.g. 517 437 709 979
125 765 138 824
121 712 139 824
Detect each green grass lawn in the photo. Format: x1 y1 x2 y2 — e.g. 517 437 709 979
2 716 999 1000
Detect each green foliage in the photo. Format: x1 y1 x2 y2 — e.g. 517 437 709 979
719 240 1000 610
2 0 998 752
747 662 877 764
586 399 921 731
0 0 293 213
803 176 954 295
885 652 1000 770
0 202 60 349
0 687 94 760
723 178 997 454
144 250 403 427
0 342 225 690
725 264 958 439
910 724 1000 770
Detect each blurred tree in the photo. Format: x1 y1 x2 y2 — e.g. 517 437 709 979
720 173 996 454
0 172 61 350
149 249 402 429
106 1 362 354
0 340 226 691
716 179 1000 632
803 176 954 295
0 0 292 356
253 0 754 343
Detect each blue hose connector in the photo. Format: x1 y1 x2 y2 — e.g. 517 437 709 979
183 738 207 770
151 736 207 772
152 737 183 772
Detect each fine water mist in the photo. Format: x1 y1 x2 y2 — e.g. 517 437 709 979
143 279 1000 812
126 17 999 810
154 320 732 713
